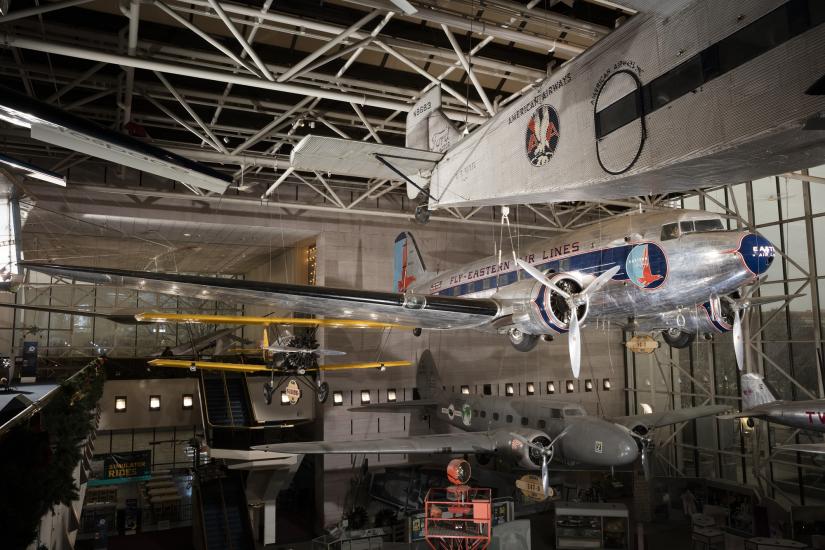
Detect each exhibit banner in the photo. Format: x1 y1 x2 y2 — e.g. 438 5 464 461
102 450 152 481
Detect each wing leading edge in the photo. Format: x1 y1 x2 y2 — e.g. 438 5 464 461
253 431 497 455
613 405 731 430
20 263 499 330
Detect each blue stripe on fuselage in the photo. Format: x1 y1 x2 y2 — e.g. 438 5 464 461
433 243 644 297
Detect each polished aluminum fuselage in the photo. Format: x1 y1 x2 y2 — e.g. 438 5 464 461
750 401 825 433
412 209 761 335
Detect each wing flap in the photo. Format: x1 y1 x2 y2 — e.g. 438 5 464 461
21 263 499 329
291 135 442 180
253 431 496 455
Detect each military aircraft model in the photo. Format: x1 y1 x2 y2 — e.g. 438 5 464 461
254 351 729 494
289 0 825 212
22 208 778 378
721 373 825 455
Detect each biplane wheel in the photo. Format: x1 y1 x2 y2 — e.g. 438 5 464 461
263 381 274 405
412 327 422 337
317 382 330 404
414 204 431 224
662 329 694 349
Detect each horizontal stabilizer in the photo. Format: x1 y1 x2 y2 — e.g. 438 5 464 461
348 399 438 413
290 135 442 180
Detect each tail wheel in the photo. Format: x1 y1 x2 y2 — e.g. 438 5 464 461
662 329 694 349
509 328 539 352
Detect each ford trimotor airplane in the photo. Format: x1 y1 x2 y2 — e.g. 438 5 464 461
21 208 778 378
255 351 729 494
290 0 825 211
721 373 825 456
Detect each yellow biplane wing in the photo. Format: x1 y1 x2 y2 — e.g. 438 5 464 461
135 312 408 329
148 358 412 373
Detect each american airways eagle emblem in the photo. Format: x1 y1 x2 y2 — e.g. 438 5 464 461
525 105 560 167
625 244 667 289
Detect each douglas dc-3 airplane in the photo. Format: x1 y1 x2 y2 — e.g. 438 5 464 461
721 373 825 456
21 208 777 378
255 351 729 493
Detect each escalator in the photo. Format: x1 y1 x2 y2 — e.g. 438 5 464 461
202 373 251 427
197 470 254 550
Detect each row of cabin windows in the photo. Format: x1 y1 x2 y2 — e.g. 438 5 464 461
438 271 519 297
476 379 610 396
475 408 549 429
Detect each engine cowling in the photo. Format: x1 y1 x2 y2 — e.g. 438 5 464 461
495 429 554 470
509 273 587 335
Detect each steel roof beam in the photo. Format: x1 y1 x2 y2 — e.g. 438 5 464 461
0 0 94 23
277 9 381 83
207 0 274 81
153 71 227 153
441 24 495 116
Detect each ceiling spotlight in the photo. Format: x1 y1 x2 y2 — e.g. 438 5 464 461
222 136 229 144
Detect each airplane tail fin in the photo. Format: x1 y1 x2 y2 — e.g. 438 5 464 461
416 350 444 401
741 373 778 409
405 87 460 199
393 231 431 292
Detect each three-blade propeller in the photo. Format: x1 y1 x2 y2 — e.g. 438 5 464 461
516 258 620 378
510 426 571 496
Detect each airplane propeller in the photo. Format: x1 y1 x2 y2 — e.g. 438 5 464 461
511 426 571 496
516 258 620 378
720 285 801 371
629 431 655 481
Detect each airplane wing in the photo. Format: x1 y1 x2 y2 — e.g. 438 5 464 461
148 358 411 372
253 431 497 455
348 399 439 412
290 135 443 180
774 443 825 455
21 263 500 330
135 312 409 329
613 405 731 430
0 302 151 325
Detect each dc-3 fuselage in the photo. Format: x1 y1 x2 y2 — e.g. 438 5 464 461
400 209 775 344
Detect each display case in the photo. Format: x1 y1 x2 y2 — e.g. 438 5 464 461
555 502 630 549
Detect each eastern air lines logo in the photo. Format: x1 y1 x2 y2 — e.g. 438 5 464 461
525 105 560 167
625 244 667 289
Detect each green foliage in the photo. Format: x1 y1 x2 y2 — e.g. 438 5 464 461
0 360 105 549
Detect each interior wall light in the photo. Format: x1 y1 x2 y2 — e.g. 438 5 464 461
526 382 535 395
387 389 397 402
333 391 344 406
461 385 470 395
603 379 611 391
505 383 514 396
566 381 575 393
546 382 555 394
182 394 193 409
280 391 290 405
149 395 161 410
585 380 593 392
360 390 371 404
115 396 127 412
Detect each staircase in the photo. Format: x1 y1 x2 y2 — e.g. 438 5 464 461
202 373 251 427
198 471 254 550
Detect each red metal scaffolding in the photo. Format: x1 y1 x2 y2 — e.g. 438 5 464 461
424 486 492 550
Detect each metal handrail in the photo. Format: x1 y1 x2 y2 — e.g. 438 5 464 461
221 372 235 427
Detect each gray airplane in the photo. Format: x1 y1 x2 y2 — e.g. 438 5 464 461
723 373 825 455
20 208 779 379
255 351 729 494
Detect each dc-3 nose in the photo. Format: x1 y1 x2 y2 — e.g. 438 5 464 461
737 233 775 276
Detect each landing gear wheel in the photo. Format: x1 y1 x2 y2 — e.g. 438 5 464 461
509 328 539 352
414 204 431 224
662 329 695 349
263 381 275 405
412 327 422 337
317 381 330 404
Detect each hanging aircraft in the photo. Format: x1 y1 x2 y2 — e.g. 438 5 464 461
254 350 729 495
721 373 825 455
289 0 825 213
21 208 779 378
138 312 412 404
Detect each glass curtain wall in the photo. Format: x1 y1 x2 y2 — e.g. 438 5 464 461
626 166 825 507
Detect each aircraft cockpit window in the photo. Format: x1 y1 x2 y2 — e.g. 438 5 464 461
520 417 528 426
693 219 725 232
538 419 547 429
563 408 583 417
680 221 694 233
493 412 500 421
550 408 562 419
506 415 513 423
661 223 679 241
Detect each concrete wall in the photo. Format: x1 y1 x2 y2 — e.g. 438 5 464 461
99 379 202 431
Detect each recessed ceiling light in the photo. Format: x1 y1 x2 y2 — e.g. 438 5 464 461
183 233 191 237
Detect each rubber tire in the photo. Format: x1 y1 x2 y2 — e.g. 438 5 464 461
413 327 422 337
510 331 540 352
662 330 695 349
317 381 330 404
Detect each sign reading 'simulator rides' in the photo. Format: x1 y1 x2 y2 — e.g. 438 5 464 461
103 450 151 480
